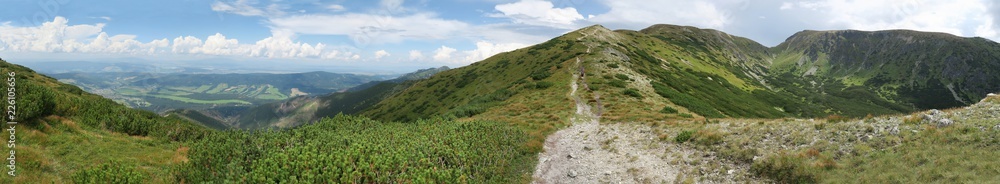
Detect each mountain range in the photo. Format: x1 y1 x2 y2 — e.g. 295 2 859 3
4 23 999 183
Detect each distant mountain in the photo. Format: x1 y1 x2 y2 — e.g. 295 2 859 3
50 71 390 113
173 67 448 129
772 29 1000 109
20 61 210 73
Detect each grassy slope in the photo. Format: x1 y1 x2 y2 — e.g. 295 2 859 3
175 67 446 130
360 28 583 133
0 60 209 183
772 30 1000 109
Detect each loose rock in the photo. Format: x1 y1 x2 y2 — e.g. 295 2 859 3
936 118 954 127
889 126 900 135
922 114 935 122
929 109 942 116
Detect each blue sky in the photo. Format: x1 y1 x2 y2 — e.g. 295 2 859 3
1 0 998 73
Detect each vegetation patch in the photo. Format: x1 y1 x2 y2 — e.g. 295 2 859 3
180 115 534 183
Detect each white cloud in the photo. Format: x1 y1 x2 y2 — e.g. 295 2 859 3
171 36 204 53
464 41 528 62
780 0 998 40
0 17 165 54
380 0 405 12
374 50 390 59
0 17 354 60
327 4 346 12
779 2 794 10
89 16 112 21
588 0 732 30
269 13 469 44
211 0 266 16
408 50 424 60
432 46 456 61
491 0 585 28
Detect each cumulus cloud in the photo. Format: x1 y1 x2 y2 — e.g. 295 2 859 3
779 0 998 40
408 50 423 60
588 0 734 30
374 50 390 59
432 46 456 61
464 41 528 62
421 41 529 64
269 13 469 44
0 17 166 54
491 0 585 28
0 17 351 60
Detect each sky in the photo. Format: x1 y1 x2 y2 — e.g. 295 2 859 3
0 0 997 73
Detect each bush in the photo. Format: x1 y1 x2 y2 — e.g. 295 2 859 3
532 81 554 89
588 83 601 91
660 106 678 114
615 74 631 81
18 80 55 122
623 88 642 98
530 70 551 80
180 115 534 183
606 63 619 68
750 152 819 183
678 113 694 118
72 161 146 184
694 129 725 145
903 115 922 124
675 130 694 143
608 80 627 88
826 114 850 123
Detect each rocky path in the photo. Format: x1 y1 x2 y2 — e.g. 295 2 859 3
531 57 680 183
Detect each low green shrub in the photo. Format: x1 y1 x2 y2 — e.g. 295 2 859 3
675 130 694 143
72 161 146 184
623 88 642 98
660 106 678 114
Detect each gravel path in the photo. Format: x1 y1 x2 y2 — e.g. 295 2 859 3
531 57 680 184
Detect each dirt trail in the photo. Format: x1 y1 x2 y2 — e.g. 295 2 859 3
531 57 680 183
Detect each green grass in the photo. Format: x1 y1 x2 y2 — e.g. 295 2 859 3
205 83 228 93
7 117 186 183
193 84 213 93
255 85 287 100
116 87 142 96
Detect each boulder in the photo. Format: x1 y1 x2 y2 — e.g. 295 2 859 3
929 109 942 116
936 118 954 127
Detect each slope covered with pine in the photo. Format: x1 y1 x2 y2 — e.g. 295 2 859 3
0 59 209 183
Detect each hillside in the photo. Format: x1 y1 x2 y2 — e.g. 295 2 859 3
9 22 1000 183
50 71 387 113
772 29 1000 109
0 59 210 183
360 24 924 126
173 66 449 129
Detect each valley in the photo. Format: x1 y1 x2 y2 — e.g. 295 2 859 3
49 71 391 113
